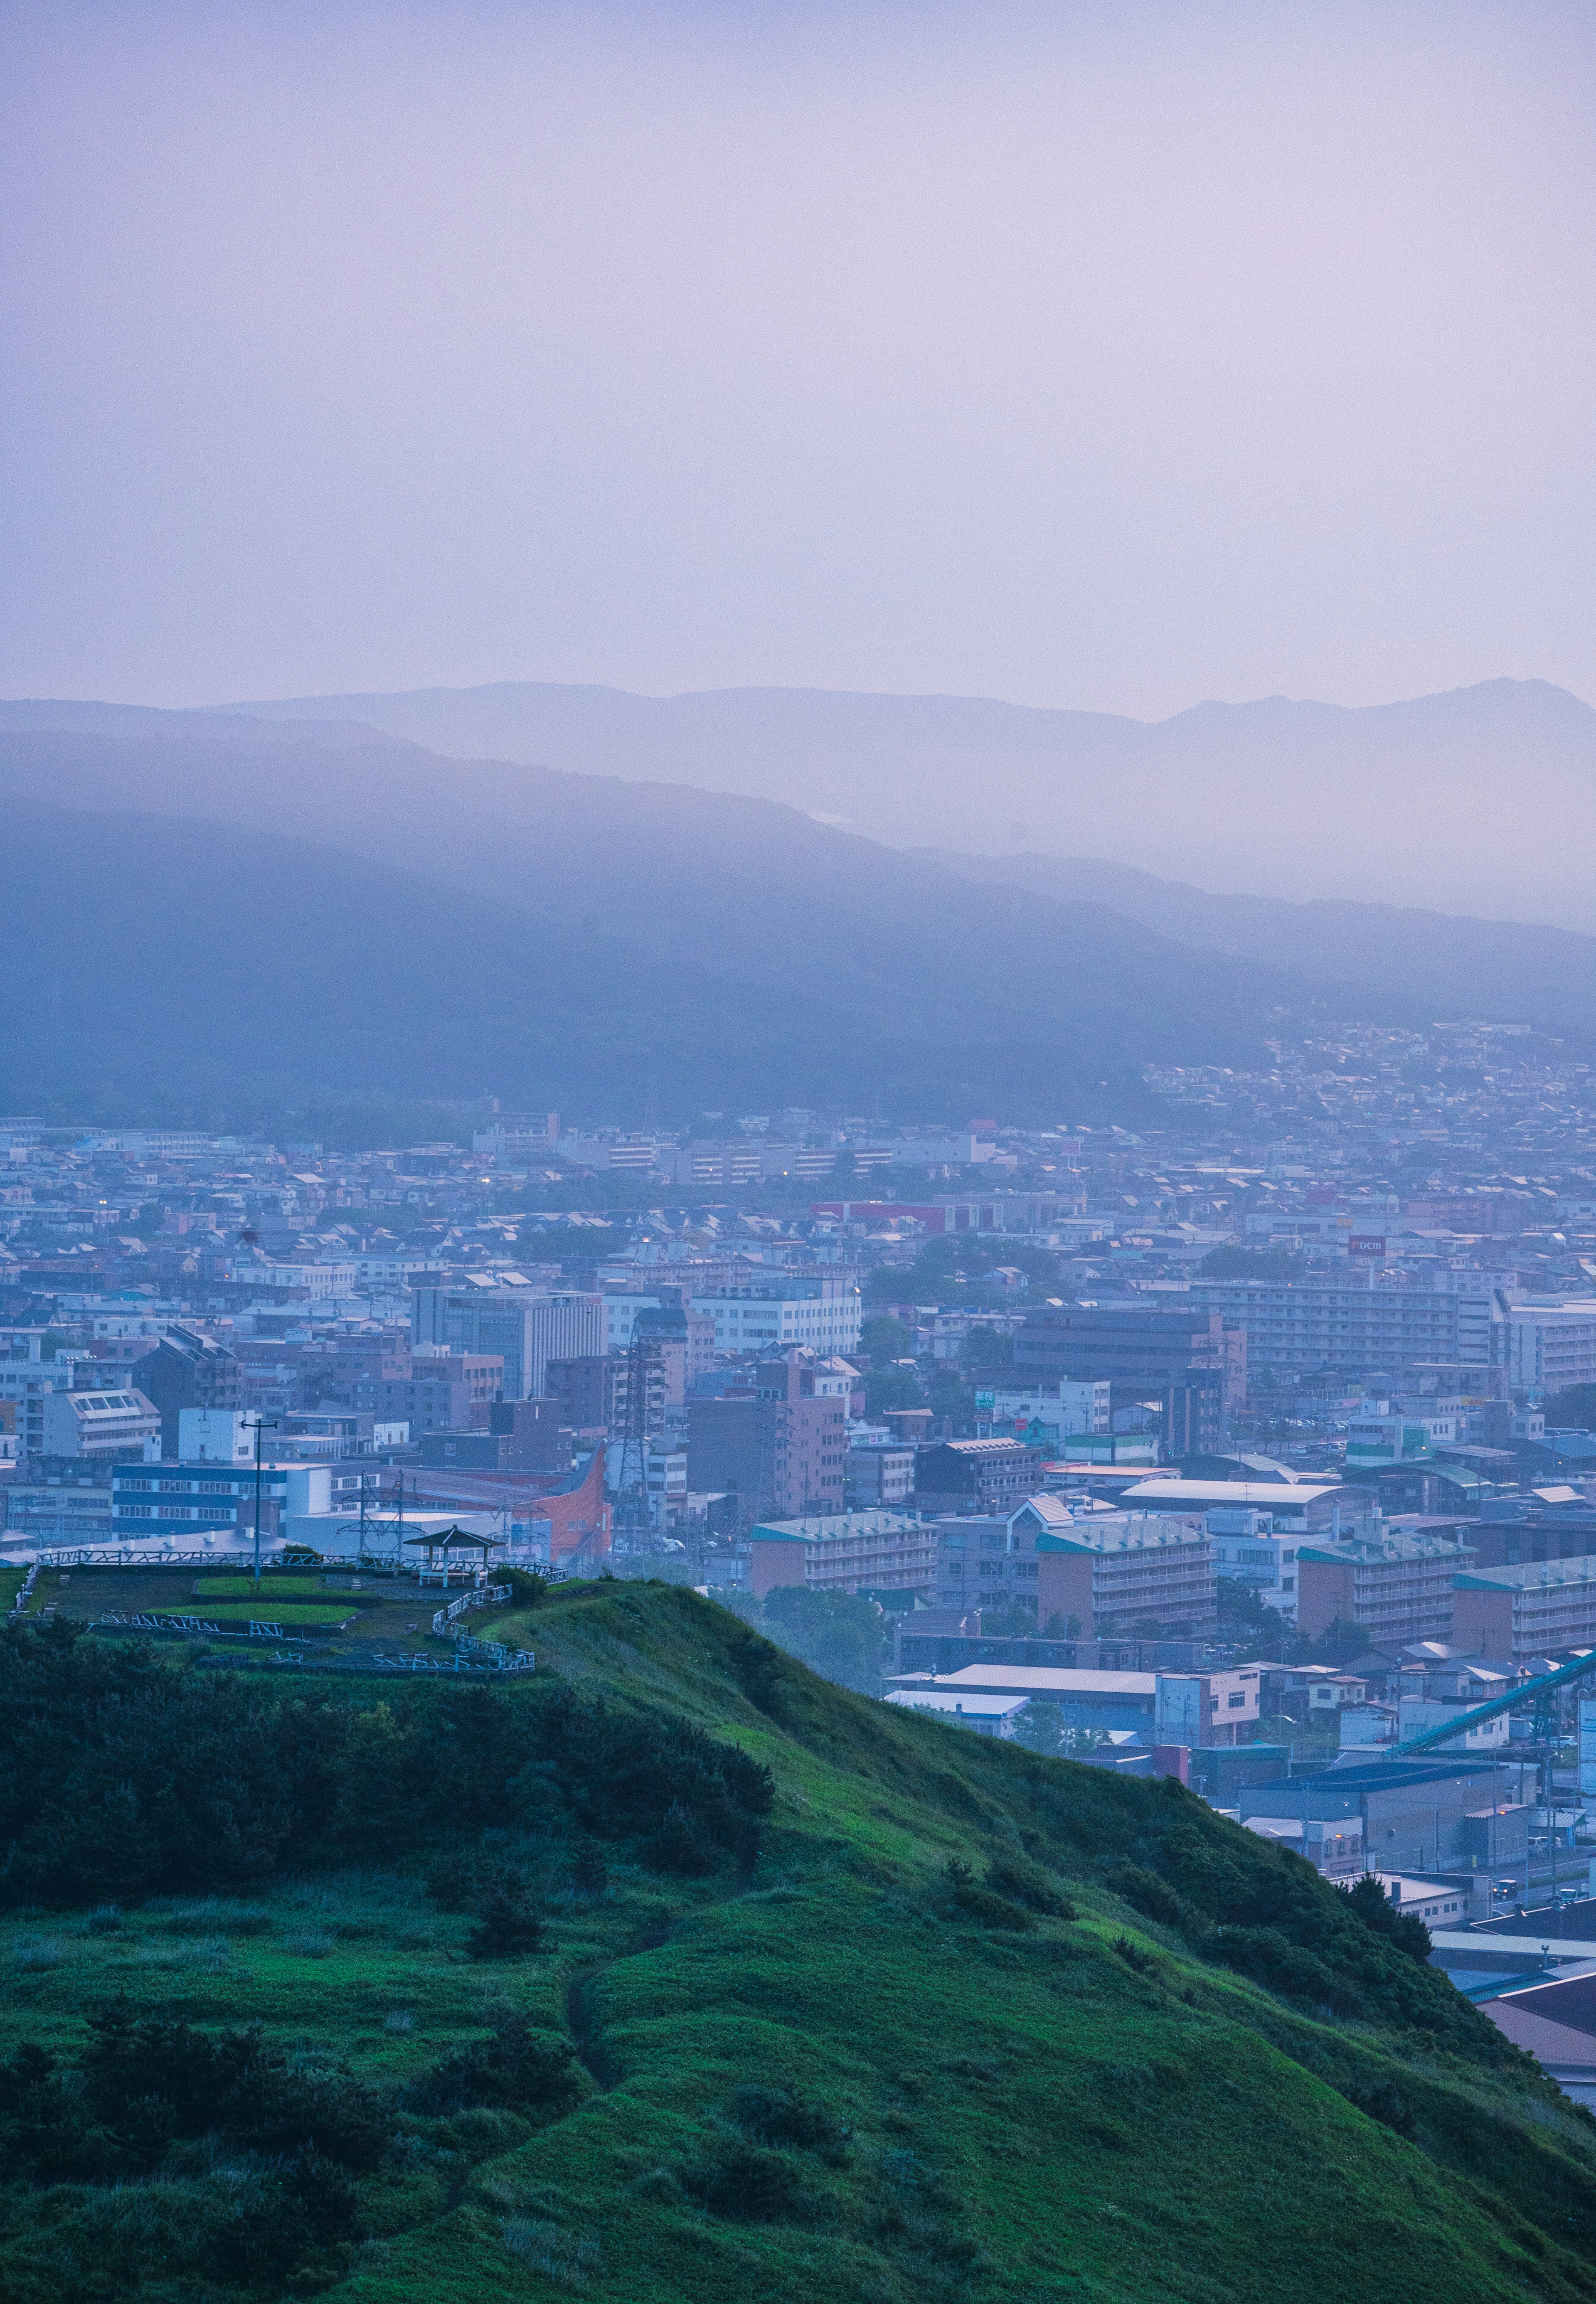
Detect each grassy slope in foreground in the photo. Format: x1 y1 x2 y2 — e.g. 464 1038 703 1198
5 1581 1596 2304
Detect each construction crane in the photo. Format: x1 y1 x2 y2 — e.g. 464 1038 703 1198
1390 1647 1596 1758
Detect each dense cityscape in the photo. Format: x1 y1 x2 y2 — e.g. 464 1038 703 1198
8 2 1596 2292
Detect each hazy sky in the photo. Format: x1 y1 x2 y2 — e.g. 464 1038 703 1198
3 1 1594 717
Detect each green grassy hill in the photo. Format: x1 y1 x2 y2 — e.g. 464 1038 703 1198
0 1582 1594 2303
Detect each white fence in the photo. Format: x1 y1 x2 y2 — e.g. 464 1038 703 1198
431 1583 510 1636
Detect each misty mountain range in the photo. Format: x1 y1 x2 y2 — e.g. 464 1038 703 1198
0 684 1591 1130
214 673 1596 930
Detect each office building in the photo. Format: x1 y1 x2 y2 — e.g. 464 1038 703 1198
1012 1304 1234 1453
688 1275 863 1358
411 1280 602 1399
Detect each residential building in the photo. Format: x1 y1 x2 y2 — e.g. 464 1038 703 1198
845 1442 917 1509
418 1415 574 1473
1508 1301 1596 1395
378 1353 504 1438
1028 1504 1216 1639
687 1352 848 1519
1187 1272 1502 1380
1452 1556 1596 1665
914 1438 1049 1518
545 1349 667 1445
744 1510 937 1598
485 1398 576 1471
1205 1504 1302 1620
39 1387 160 1459
1295 1529 1478 1647
131 1326 242 1457
472 1113 560 1158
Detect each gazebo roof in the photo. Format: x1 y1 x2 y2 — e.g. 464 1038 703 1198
401 1526 498 1552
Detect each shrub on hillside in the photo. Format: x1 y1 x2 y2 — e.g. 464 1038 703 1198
730 2083 851 2165
466 1877 548 1959
408 2017 582 2121
944 1858 1033 1932
1104 1863 1194 1933
985 1854 1074 1917
679 2130 826 2224
0 1999 388 2187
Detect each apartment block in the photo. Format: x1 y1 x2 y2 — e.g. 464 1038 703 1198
1296 1529 1477 1647
687 1354 847 1519
1187 1273 1501 1380
1453 1556 1596 1665
1507 1302 1596 1394
914 1438 1049 1517
131 1326 242 1457
745 1511 938 1599
39 1387 160 1459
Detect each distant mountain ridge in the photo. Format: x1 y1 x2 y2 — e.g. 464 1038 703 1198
922 850 1596 1042
212 672 1596 929
0 750 1330 1130
1 701 1591 1128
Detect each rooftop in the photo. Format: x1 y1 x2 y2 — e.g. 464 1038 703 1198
1456 1554 1596 1593
749 1511 926 1546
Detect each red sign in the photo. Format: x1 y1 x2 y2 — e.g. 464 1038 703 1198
1347 1235 1386 1259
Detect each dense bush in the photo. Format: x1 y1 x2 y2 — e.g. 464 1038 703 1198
0 2002 589 2296
407 2015 582 2121
466 1877 548 1958
730 2083 851 2165
0 2001 389 2186
0 2005 380 2293
944 1858 1033 1932
985 1853 1074 1918
1010 1772 1497 2053
0 1620 773 1910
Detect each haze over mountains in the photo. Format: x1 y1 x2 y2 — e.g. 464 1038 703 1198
225 675 1596 930
0 719 1314 1130
2 686 1593 1129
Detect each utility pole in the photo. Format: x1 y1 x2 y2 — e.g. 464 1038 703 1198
248 1416 279 1594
